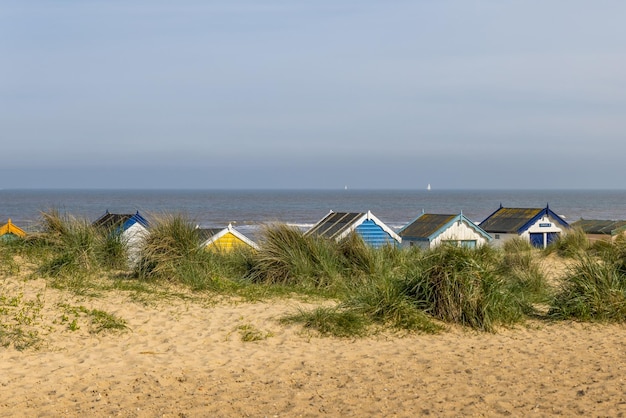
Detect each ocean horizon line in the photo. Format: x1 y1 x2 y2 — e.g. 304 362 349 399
2 187 626 192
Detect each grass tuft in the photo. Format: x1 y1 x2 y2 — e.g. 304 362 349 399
549 254 626 322
546 227 590 258
281 306 371 338
134 214 232 291
404 245 524 331
247 224 345 289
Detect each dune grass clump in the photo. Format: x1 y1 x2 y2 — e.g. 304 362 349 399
501 238 534 271
549 253 626 322
342 272 442 333
37 210 99 276
134 214 230 291
499 238 550 312
547 227 590 258
340 234 413 281
26 210 128 291
247 224 346 289
281 306 371 338
403 245 524 331
96 229 129 271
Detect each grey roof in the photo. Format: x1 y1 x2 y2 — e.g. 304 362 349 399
92 211 149 230
399 214 457 239
479 207 544 233
305 212 365 240
572 219 626 235
92 212 134 229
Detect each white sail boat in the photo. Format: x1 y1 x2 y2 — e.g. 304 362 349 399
427 184 431 191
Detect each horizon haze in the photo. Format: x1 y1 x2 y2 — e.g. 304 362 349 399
3 1 626 190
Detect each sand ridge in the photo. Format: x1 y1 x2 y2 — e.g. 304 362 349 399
1 275 626 417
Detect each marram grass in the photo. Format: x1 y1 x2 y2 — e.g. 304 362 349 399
134 213 233 291
247 224 346 289
549 253 626 322
12 208 623 337
402 245 525 332
281 306 371 338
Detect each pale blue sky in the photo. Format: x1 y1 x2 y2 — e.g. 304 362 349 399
2 1 625 189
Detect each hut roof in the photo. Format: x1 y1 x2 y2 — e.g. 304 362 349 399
305 211 365 240
92 211 149 230
398 213 491 242
398 213 457 239
479 205 569 233
0 219 27 238
196 224 259 250
305 210 401 244
572 219 626 235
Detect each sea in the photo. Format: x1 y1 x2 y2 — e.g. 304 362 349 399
1 189 626 236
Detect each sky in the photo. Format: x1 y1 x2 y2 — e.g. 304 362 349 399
2 1 626 189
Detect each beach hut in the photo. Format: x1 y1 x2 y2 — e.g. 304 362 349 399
398 212 491 249
92 210 150 262
0 219 27 240
305 210 401 248
196 224 259 252
479 204 569 248
571 219 626 243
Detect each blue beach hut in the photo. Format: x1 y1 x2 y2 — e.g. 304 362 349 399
92 210 150 263
305 210 401 248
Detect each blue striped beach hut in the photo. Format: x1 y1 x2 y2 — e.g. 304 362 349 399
305 210 401 248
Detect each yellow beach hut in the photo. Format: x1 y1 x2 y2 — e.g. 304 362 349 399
196 224 259 252
0 219 27 239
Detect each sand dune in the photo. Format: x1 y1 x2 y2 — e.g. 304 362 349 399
1 276 626 417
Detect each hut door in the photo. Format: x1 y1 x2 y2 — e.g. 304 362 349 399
529 233 544 248
546 232 559 245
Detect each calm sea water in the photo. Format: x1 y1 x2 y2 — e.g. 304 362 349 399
1 189 626 234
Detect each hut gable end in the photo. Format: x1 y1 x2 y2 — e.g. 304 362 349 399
306 210 401 247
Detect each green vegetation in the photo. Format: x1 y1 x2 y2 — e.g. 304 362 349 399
500 238 551 314
247 223 346 289
236 323 273 342
133 213 249 292
0 292 44 350
6 210 626 346
549 251 626 322
546 227 591 258
15 209 131 294
57 303 128 333
281 306 371 338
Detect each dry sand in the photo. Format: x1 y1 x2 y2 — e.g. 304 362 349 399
1 274 626 417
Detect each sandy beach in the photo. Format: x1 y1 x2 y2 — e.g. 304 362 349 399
1 273 625 418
